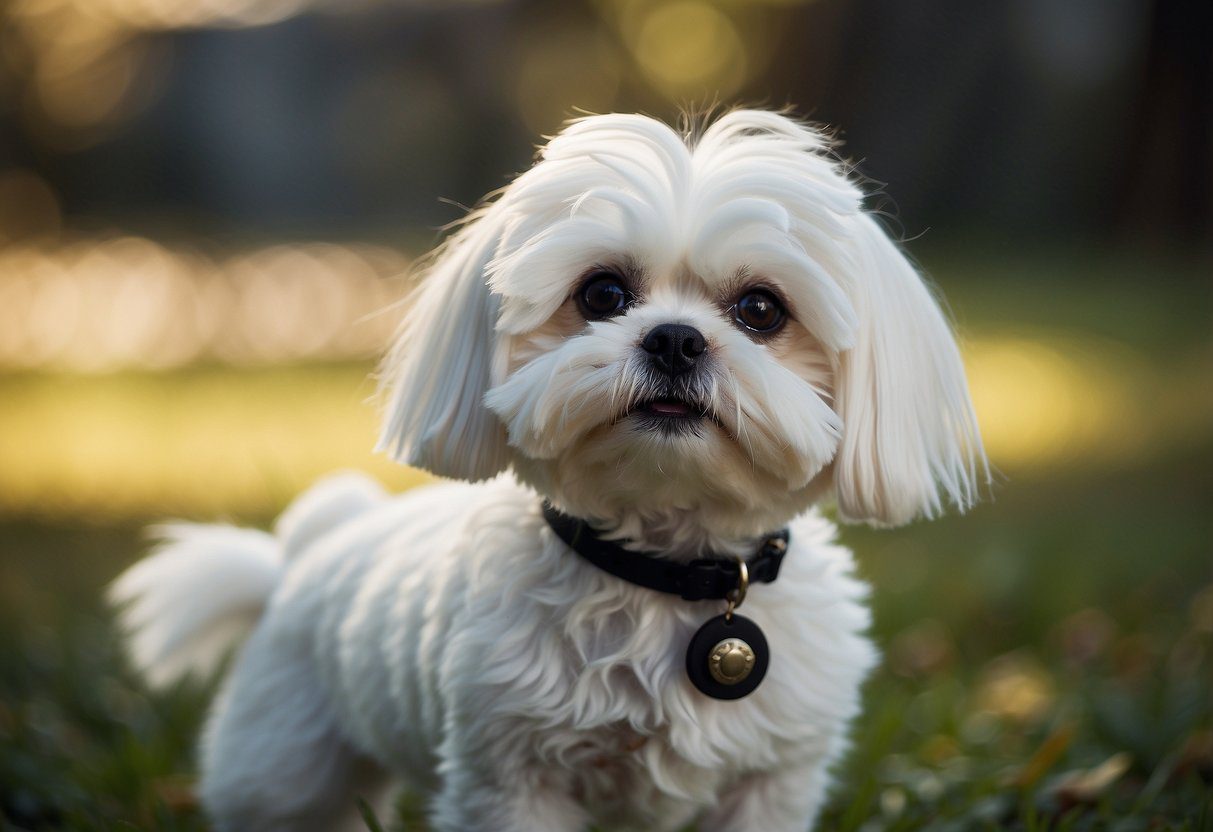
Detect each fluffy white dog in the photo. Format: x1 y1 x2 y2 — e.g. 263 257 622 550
112 110 986 832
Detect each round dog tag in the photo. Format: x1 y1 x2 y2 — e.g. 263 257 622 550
685 613 769 700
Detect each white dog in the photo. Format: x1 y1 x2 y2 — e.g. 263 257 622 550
112 110 986 832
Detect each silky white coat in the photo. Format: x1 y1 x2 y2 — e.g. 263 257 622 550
112 110 986 832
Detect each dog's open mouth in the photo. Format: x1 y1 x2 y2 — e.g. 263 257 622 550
622 395 717 435
637 397 707 419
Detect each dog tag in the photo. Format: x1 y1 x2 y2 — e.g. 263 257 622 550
685 613 769 700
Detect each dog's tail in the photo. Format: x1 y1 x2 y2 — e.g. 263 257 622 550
109 471 386 689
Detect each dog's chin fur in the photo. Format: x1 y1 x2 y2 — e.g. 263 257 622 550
512 434 835 559
110 110 988 832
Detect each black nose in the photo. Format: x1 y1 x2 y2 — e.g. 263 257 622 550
642 324 706 377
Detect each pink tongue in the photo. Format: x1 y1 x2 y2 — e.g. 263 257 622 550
649 400 690 416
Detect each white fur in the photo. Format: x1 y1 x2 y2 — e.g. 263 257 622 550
111 524 281 689
111 110 987 831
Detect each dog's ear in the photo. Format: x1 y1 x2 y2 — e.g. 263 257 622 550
376 205 511 481
832 215 987 526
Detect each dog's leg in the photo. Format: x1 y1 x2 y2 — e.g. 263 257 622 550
698 760 831 832
197 624 377 832
428 762 587 832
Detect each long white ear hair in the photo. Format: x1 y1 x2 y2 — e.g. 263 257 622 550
376 203 511 480
833 215 988 526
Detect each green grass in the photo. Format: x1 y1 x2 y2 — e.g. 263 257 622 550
1 250 1210 830
826 446 1213 831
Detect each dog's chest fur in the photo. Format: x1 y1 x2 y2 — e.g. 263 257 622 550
274 477 875 826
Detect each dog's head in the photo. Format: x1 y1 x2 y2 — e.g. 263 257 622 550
379 111 986 536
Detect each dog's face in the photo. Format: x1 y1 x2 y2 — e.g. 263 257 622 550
380 111 985 536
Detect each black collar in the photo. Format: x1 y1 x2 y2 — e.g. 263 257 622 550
542 503 789 601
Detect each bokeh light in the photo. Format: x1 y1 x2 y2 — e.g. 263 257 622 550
628 1 749 99
964 334 1148 469
0 239 409 372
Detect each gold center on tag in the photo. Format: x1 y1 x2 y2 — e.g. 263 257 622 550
708 638 756 685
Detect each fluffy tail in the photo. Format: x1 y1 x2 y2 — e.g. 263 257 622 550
110 471 386 689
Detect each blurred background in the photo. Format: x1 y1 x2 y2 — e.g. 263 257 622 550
0 0 1209 829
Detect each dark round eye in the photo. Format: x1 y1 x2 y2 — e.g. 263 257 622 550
577 272 632 319
734 289 786 334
